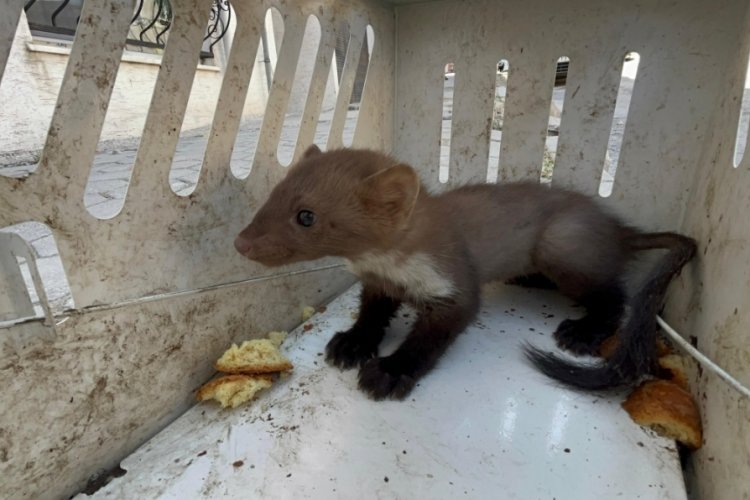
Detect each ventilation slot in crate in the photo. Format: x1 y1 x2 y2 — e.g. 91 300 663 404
169 3 234 196
0 223 72 326
599 52 640 197
542 57 569 184
314 23 373 150
277 15 322 166
343 25 374 147
439 62 455 184
733 56 750 168
229 7 284 179
487 59 510 184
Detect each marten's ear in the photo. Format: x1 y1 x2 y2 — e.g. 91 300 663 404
303 144 322 158
358 164 420 227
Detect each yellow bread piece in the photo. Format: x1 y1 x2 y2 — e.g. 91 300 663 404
215 338 293 374
622 379 702 449
196 374 273 409
302 306 316 321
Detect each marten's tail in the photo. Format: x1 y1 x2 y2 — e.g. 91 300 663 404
525 232 696 390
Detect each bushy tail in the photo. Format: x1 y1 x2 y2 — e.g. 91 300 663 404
525 232 697 390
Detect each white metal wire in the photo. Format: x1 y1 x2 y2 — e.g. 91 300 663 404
657 315 750 399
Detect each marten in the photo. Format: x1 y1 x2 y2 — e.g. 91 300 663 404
234 146 696 400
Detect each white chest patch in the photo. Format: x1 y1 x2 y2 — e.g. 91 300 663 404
346 252 456 300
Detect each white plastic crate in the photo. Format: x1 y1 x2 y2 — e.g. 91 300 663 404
1 0 748 498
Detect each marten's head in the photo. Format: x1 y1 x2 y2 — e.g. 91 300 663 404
234 146 421 266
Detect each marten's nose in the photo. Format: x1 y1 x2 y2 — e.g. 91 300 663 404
234 234 253 256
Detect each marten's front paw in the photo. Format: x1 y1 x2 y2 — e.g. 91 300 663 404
358 357 416 400
325 329 379 370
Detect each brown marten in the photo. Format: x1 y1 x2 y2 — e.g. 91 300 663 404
234 146 696 400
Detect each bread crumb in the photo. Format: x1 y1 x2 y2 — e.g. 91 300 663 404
215 339 293 374
302 306 316 321
196 375 273 409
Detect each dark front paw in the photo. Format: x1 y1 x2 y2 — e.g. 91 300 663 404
325 329 379 370
358 357 416 401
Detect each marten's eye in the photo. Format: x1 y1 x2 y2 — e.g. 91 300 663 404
296 210 317 227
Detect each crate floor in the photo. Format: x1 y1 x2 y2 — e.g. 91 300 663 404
83 283 687 500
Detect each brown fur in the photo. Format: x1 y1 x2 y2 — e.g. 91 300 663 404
235 146 696 399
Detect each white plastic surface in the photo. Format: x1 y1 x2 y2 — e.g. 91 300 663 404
88 284 687 500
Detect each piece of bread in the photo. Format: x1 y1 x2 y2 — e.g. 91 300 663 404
302 306 316 321
215 339 293 374
622 379 702 449
196 374 273 409
658 354 690 390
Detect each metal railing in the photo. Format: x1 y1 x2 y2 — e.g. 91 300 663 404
24 0 231 60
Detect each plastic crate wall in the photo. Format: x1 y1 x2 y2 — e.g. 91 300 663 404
0 0 393 497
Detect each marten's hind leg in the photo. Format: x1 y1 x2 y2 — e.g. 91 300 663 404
534 213 629 356
550 285 625 355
